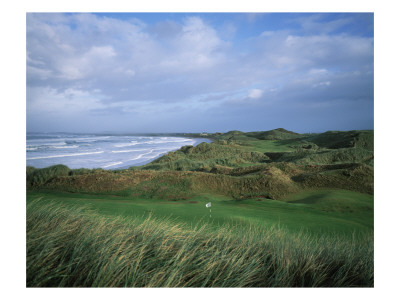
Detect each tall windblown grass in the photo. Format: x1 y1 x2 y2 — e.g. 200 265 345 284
27 199 373 287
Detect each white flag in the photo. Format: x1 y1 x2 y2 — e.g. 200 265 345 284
206 202 211 208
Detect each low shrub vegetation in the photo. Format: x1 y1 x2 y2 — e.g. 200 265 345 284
26 164 71 187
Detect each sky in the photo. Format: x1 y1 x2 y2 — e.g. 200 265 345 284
26 12 374 134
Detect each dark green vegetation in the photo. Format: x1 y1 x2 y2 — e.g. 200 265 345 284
26 128 374 287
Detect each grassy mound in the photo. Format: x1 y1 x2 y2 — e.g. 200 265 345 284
28 161 372 201
247 128 302 140
140 142 268 171
307 130 373 150
283 189 374 213
266 147 373 166
290 163 373 195
26 164 71 187
27 199 373 287
32 168 298 200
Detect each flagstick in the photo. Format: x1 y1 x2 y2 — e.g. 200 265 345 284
206 202 212 218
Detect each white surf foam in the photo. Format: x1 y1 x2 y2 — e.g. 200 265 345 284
127 150 154 161
111 148 150 153
71 136 110 141
144 139 191 145
142 154 160 160
102 161 123 168
53 145 79 149
27 151 104 160
65 136 111 143
113 142 140 148
28 142 67 147
155 147 183 151
27 138 66 144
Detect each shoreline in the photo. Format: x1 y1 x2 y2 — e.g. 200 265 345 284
26 135 212 171
113 137 212 170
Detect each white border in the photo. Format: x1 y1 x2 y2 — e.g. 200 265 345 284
2 1 399 299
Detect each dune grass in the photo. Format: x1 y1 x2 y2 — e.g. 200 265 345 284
306 130 373 150
27 198 373 287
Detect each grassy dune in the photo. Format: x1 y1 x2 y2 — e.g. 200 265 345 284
27 199 373 287
26 160 373 201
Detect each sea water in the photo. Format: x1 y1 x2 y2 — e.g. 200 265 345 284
26 133 210 170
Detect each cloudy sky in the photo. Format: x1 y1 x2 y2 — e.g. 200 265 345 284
26 12 374 133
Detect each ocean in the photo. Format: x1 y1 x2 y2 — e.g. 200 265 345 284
26 133 210 170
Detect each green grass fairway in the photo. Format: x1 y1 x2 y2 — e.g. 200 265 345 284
27 188 373 237
240 139 295 153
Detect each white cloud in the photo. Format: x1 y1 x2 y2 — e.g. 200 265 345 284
309 68 328 75
26 13 373 133
28 87 107 114
312 81 331 88
260 31 274 37
248 89 263 99
56 45 116 80
159 16 227 71
296 14 353 34
125 69 136 76
27 65 53 80
246 13 264 23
